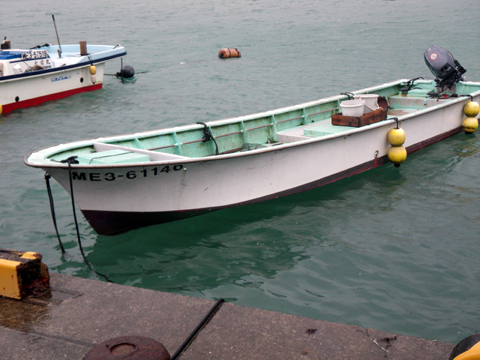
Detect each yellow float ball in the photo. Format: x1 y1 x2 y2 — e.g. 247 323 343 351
387 127 406 146
388 146 407 167
89 65 97 75
462 116 479 134
464 101 480 117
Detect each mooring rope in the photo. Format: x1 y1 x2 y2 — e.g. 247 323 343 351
45 172 66 254
44 156 112 283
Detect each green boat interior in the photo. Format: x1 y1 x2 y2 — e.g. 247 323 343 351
47 80 480 165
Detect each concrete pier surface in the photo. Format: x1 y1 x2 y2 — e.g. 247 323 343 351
0 272 454 359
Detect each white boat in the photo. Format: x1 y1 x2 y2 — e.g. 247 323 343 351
0 39 127 114
24 47 480 235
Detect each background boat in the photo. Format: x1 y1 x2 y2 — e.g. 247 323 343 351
0 42 127 113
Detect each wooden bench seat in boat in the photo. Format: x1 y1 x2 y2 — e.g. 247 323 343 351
77 142 188 164
388 95 448 110
386 95 452 116
276 119 350 142
276 125 314 142
77 149 151 165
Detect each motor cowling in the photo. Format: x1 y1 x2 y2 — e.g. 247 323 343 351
424 45 466 89
424 45 456 78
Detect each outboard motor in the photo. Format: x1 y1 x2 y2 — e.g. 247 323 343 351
424 45 466 92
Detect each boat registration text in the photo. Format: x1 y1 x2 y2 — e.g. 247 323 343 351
71 165 185 181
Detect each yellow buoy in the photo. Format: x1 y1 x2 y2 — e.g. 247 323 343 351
89 65 97 75
462 116 479 134
388 146 407 167
387 118 407 167
0 104 2 115
387 127 406 146
463 101 480 117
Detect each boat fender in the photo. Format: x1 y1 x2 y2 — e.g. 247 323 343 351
449 334 480 360
218 48 241 59
463 101 479 117
387 127 406 147
462 100 479 134
89 65 97 84
387 146 407 167
0 104 2 115
462 117 478 134
387 118 406 167
115 65 135 79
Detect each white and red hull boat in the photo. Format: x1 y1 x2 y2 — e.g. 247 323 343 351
0 42 126 113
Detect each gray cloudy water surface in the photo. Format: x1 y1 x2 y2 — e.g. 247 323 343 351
1 0 479 344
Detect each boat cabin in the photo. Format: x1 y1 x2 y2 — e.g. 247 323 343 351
0 49 53 77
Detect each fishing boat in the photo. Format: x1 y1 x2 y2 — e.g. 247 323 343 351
0 18 128 114
25 46 480 235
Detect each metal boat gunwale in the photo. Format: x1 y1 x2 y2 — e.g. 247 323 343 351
24 78 480 170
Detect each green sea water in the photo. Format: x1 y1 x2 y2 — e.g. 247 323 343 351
1 0 479 344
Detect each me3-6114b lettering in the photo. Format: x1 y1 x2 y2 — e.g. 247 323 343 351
71 165 184 182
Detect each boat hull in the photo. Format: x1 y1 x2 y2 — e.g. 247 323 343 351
41 115 466 234
79 154 391 234
1 63 104 113
80 125 465 235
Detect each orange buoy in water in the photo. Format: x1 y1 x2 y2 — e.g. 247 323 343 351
218 48 241 59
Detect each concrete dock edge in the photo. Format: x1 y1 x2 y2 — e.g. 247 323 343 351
0 272 454 359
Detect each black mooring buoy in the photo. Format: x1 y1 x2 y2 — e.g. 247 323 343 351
116 65 135 79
